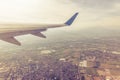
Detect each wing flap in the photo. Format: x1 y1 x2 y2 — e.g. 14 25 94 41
31 32 46 38
0 37 21 46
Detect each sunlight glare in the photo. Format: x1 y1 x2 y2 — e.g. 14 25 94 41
0 0 49 22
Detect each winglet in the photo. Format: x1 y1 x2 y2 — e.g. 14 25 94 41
65 12 79 26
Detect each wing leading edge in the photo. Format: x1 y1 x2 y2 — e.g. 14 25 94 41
0 12 79 46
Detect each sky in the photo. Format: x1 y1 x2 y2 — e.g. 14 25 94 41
0 0 119 31
0 0 119 46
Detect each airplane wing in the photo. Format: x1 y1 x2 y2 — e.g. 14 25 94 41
0 12 79 46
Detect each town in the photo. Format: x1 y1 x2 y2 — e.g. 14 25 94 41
0 36 120 80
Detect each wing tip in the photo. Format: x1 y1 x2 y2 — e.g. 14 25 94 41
65 12 79 26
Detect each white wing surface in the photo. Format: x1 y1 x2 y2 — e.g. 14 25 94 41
0 13 79 45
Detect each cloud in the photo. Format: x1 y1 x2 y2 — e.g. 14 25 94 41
57 0 120 9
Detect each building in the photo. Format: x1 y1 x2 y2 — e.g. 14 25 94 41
79 60 87 67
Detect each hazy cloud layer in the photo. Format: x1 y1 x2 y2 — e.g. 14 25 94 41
57 0 120 9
